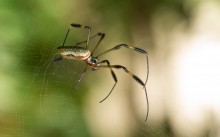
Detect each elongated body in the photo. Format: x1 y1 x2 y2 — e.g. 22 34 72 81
57 46 91 60
57 46 99 69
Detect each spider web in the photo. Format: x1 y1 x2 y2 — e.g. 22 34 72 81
4 1 220 137
1 21 158 137
1 15 96 136
18 31 97 137
1 1 171 137
1 10 171 137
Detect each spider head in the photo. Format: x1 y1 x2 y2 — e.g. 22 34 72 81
87 56 99 71
91 57 99 64
88 56 99 65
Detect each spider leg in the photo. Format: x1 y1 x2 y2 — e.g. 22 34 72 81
61 26 70 46
97 60 118 103
75 33 105 54
71 23 91 48
74 65 88 88
98 64 149 122
96 44 149 86
53 56 63 63
91 33 105 55
62 23 91 48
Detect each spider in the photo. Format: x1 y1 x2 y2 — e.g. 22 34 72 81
54 23 149 122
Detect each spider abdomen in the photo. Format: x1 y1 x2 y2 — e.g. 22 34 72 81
57 46 91 60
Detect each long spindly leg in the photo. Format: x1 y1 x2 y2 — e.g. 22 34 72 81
74 65 88 88
74 33 105 54
96 44 149 86
62 23 91 48
99 64 149 122
53 56 63 63
71 23 91 49
97 60 118 103
61 26 71 46
91 33 105 55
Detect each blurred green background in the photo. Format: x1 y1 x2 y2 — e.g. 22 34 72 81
1 0 220 137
